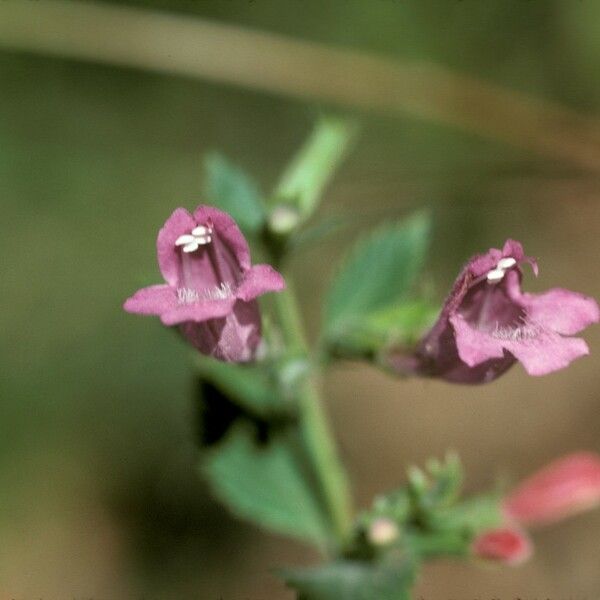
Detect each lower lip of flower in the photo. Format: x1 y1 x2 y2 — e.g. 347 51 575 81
177 282 235 304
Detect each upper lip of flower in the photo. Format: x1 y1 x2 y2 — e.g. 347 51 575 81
123 206 285 325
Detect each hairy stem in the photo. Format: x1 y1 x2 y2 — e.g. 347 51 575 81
273 276 354 550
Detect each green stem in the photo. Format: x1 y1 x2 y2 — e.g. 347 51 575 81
272 277 354 550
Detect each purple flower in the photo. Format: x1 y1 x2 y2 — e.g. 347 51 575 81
124 206 285 362
391 239 599 384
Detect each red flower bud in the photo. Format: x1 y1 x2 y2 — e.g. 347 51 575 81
504 452 600 526
472 527 532 565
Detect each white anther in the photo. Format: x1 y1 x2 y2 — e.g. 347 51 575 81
175 234 195 246
192 225 212 236
182 242 199 253
497 257 517 270
486 268 505 284
175 224 213 252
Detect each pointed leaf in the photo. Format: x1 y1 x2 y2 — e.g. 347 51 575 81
194 355 292 418
324 213 431 337
203 425 329 545
204 153 265 233
281 551 415 600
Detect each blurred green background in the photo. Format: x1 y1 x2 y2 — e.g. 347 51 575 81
2 0 600 597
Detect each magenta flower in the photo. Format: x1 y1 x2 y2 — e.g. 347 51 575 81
503 452 600 527
123 206 285 362
471 527 532 566
392 239 598 383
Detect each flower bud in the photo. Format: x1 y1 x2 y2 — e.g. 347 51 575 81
472 527 532 565
504 452 600 526
367 517 400 547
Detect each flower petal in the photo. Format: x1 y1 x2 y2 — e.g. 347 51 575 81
160 297 236 326
517 288 600 336
123 284 177 315
236 264 286 302
157 208 197 286
502 239 538 275
450 314 507 367
180 300 261 362
502 239 526 261
193 205 251 271
502 330 589 376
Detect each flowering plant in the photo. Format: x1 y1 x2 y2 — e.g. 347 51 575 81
124 118 600 599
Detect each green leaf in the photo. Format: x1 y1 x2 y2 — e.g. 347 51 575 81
194 355 292 418
324 212 431 337
365 302 438 346
202 425 329 545
204 152 265 233
281 551 415 600
270 116 358 232
329 301 438 358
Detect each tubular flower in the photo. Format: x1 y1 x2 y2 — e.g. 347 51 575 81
394 239 599 384
471 527 532 566
503 452 600 527
124 206 285 362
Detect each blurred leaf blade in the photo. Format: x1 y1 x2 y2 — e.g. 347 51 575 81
202 425 329 545
204 152 265 233
194 355 291 418
281 551 415 600
429 493 503 534
324 212 431 337
331 300 439 357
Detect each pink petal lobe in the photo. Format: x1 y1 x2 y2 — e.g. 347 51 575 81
502 239 526 261
123 284 177 315
179 300 261 362
450 314 506 367
519 288 600 335
236 264 286 302
502 331 589 376
157 208 196 286
160 297 236 326
193 205 251 271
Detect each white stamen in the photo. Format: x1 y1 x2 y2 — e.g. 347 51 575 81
486 268 505 284
192 225 212 236
497 257 517 270
175 224 214 252
182 241 199 253
175 234 195 246
194 235 212 245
